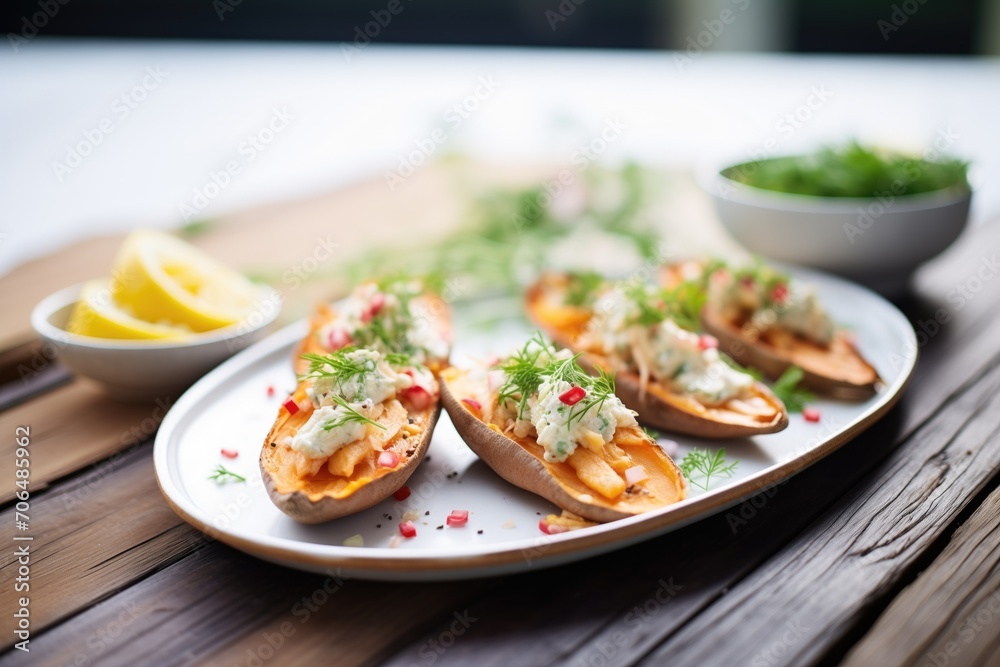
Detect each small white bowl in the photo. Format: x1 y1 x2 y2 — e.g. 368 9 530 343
701 167 972 295
31 283 282 402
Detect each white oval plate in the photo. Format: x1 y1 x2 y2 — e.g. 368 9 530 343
154 267 916 581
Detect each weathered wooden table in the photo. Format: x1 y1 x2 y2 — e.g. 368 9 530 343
2 165 999 667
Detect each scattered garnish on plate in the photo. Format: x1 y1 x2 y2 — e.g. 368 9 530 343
209 464 246 484
770 366 816 414
679 449 739 491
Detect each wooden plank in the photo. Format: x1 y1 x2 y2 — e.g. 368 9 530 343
630 355 1000 666
0 382 171 504
843 483 1000 666
9 541 495 667
0 444 203 644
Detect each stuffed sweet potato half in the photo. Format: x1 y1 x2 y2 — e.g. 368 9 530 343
661 260 880 399
261 279 450 524
441 334 686 523
526 274 787 439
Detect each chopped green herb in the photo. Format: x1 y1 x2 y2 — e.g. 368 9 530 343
322 395 387 431
770 366 815 413
209 464 246 484
679 449 738 491
564 271 605 307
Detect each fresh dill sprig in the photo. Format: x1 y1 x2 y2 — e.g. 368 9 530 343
770 366 815 413
624 283 668 327
720 354 764 381
643 426 660 441
321 395 388 431
661 280 707 332
565 365 616 427
497 332 553 419
209 464 246 484
679 449 739 491
564 271 606 307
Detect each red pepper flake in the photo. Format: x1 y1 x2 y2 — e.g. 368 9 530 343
378 451 400 468
220 448 239 459
539 519 567 535
393 485 411 501
327 328 352 351
803 407 821 423
446 510 469 527
697 335 719 351
399 521 417 538
559 385 586 406
771 283 789 304
461 398 482 413
282 398 300 415
266 385 275 397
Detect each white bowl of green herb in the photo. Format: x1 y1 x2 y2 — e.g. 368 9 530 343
703 143 972 295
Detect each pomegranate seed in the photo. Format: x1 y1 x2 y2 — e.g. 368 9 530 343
393 486 411 501
378 451 400 468
559 386 586 406
282 398 299 415
326 328 352 351
461 397 482 413
447 510 469 527
399 521 417 538
369 292 385 316
740 276 754 288
221 448 239 459
803 407 821 423
266 385 275 397
698 335 719 351
771 283 789 304
539 520 567 535
404 385 434 410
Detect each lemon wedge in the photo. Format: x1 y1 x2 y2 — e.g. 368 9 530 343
108 230 263 332
67 280 193 340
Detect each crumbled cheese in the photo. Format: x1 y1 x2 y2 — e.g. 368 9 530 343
307 349 412 407
290 405 368 459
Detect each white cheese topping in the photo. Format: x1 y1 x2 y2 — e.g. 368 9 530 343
513 377 637 463
290 405 369 459
307 349 412 408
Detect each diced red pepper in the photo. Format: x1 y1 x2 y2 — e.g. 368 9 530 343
266 385 275 397
221 448 239 459
559 385 586 406
447 510 469 527
771 283 789 304
403 385 434 411
360 293 385 323
378 451 400 468
326 328 352 351
698 335 719 351
393 485 411 501
399 521 417 538
539 519 567 535
283 398 300 415
461 398 482 413
803 407 821 423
